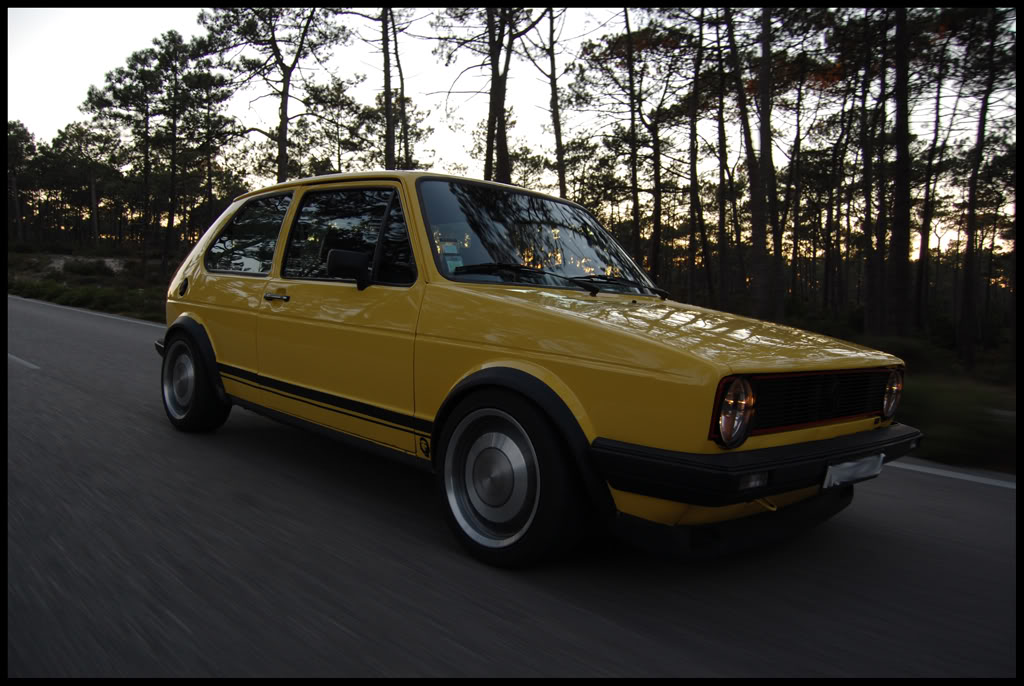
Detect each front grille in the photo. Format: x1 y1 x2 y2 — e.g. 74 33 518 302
748 369 890 434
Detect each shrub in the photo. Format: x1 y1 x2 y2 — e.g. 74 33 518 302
63 259 115 277
36 280 65 301
853 335 959 376
53 289 75 305
91 290 123 310
899 374 1015 473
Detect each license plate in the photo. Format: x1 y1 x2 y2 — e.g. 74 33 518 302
823 453 885 488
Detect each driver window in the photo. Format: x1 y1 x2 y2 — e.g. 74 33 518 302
282 187 416 285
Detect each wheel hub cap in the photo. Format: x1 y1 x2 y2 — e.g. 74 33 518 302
445 409 540 549
173 355 194 406
162 341 196 420
472 446 515 507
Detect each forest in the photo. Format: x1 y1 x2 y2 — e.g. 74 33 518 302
6 8 1017 374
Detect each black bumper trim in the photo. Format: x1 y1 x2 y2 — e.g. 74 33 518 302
591 423 922 506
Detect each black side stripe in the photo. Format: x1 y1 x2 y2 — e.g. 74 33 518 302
231 394 418 457
219 363 432 435
224 374 428 439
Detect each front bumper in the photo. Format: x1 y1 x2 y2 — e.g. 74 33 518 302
613 484 855 559
590 423 922 507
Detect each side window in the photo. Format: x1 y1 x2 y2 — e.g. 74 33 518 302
205 194 292 274
375 198 417 285
282 187 416 286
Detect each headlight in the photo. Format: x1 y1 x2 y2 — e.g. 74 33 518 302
883 369 903 418
718 377 755 448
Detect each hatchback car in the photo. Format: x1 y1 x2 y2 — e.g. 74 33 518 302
157 171 923 566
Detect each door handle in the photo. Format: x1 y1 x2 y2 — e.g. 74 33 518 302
264 293 290 302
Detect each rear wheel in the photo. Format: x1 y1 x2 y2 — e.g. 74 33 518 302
161 334 230 432
436 390 584 567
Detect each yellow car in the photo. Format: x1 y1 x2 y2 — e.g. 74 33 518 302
156 171 923 566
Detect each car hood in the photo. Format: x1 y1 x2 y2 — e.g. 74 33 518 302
499 287 901 374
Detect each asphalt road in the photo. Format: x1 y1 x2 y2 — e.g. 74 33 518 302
7 295 1017 677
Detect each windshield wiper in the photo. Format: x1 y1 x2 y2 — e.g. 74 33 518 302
571 274 668 300
453 262 601 296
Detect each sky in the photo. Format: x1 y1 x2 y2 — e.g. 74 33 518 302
6 7 607 183
8 8 207 143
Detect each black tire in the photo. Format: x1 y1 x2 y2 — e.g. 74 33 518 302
436 389 585 567
160 333 231 432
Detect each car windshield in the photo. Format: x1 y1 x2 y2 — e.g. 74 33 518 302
418 178 656 295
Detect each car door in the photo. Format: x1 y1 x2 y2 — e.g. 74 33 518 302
193 191 293 407
256 181 426 456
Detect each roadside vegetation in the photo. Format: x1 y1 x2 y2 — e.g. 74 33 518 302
897 373 1015 474
7 246 167 323
8 244 1015 475
850 335 1016 475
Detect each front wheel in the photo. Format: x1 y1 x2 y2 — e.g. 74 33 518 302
161 334 230 432
436 390 584 567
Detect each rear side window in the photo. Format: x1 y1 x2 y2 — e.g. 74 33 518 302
205 193 292 275
282 187 416 285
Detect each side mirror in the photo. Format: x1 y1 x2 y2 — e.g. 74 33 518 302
327 249 372 290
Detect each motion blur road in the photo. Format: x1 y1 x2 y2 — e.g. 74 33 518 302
7 295 1017 677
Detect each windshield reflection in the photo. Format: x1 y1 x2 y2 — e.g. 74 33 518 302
418 179 653 295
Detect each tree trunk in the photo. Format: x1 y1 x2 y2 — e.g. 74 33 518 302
483 9 500 181
12 173 24 243
889 7 912 335
648 120 663 284
88 172 99 246
983 228 995 347
825 83 853 315
624 8 642 263
726 162 746 286
725 8 769 319
277 70 291 182
493 9 514 184
759 8 784 321
958 8 999 368
716 89 729 309
689 9 711 304
547 8 566 198
915 29 954 331
141 107 152 280
871 17 890 334
715 21 729 309
382 8 395 170
162 113 178 280
859 11 877 333
782 64 806 303
206 100 215 231
389 9 410 169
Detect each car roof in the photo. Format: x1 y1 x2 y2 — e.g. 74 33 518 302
234 170 546 202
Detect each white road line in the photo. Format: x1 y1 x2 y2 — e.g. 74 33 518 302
889 461 1016 490
8 295 165 329
7 353 40 370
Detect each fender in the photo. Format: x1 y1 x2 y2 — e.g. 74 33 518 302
432 367 616 522
162 315 228 404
